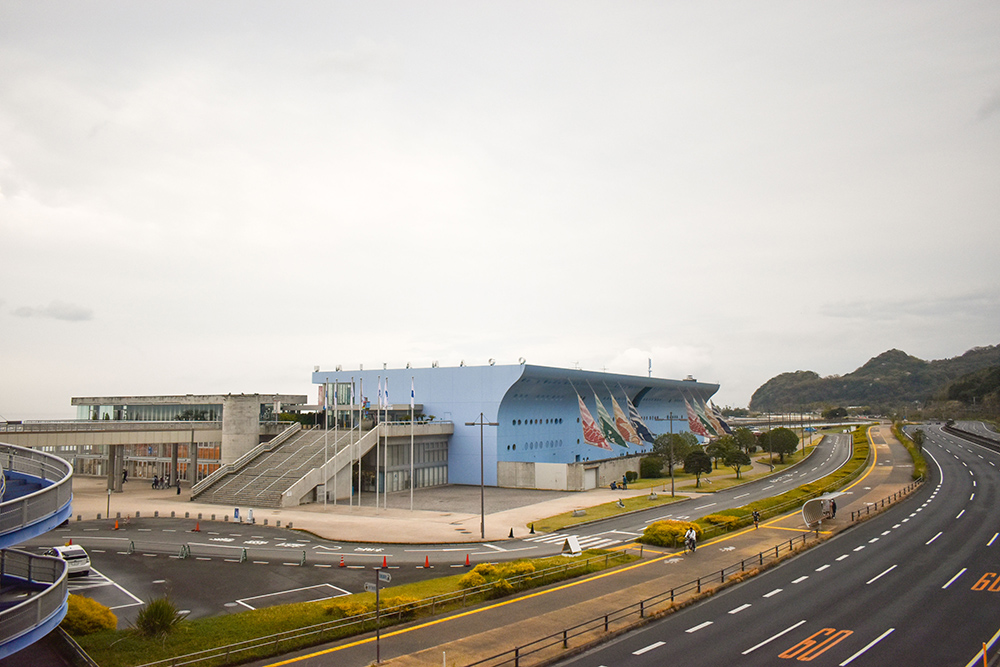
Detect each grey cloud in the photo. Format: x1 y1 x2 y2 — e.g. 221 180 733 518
13 300 94 322
978 90 1000 121
820 291 1000 322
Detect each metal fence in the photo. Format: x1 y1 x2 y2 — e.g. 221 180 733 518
131 551 634 667
465 534 816 667
0 442 73 538
0 548 68 648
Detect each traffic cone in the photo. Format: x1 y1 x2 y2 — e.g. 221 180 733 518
509 528 514 538
465 554 471 567
382 556 388 568
67 538 72 546
424 555 430 568
339 556 345 568
193 521 201 532
114 519 119 530
530 523 535 534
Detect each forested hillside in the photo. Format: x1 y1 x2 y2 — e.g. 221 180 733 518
750 345 1000 414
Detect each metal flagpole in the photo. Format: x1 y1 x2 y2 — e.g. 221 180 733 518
410 376 414 511
358 377 363 508
376 376 381 515
333 379 338 505
323 382 328 507
376 375 389 510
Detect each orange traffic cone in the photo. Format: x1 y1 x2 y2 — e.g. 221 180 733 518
339 556 345 568
382 556 388 568
465 554 471 567
67 538 72 546
114 519 119 530
193 521 200 532
424 555 430 568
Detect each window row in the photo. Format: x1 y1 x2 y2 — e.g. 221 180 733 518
512 417 565 426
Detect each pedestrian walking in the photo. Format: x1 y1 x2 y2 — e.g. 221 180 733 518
831 499 837 518
152 474 158 489
752 509 760 528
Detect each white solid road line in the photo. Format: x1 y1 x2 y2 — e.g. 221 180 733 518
632 640 665 655
839 627 895 666
742 620 807 655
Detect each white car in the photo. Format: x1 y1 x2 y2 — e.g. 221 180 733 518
45 545 91 576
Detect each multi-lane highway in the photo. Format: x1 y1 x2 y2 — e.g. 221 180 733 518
525 432 852 552
17 433 854 626
555 423 1000 666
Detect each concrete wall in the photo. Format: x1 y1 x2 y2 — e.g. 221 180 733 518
498 454 644 491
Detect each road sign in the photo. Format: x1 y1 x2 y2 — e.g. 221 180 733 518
364 582 377 593
378 570 391 583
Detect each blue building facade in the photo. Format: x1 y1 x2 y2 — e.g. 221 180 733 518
312 363 719 488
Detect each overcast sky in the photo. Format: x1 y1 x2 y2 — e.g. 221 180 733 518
2 2 998 420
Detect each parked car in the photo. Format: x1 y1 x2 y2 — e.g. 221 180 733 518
45 545 91 576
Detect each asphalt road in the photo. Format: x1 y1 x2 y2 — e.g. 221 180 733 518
14 433 853 629
555 424 1000 667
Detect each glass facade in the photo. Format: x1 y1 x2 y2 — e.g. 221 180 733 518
76 404 221 422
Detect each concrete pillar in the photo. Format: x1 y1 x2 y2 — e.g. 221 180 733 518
171 443 179 485
221 395 262 464
107 445 123 493
189 430 199 483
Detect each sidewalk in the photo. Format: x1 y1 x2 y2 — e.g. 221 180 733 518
242 425 920 667
68 453 777 543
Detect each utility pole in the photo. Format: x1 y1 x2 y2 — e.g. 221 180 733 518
465 413 498 539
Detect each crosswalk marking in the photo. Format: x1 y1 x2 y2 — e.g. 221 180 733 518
523 532 624 550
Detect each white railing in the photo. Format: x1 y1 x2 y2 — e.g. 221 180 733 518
280 426 380 507
0 550 68 650
0 443 73 538
190 422 301 497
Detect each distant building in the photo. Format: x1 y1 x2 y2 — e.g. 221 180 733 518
313 363 718 491
2 394 306 488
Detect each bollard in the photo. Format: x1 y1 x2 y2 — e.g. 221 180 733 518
287 522 293 529
264 519 268 526
198 513 202 520
185 512 190 519
136 511 140 518
224 515 229 522
300 551 306 566
97 513 102 520
171 511 175 518
116 512 121 519
276 520 281 528
77 515 81 522
211 514 215 521
127 541 135 554
240 548 247 563
154 511 159 518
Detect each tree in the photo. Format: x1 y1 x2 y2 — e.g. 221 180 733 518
734 427 757 454
684 450 712 488
911 428 925 452
653 432 698 477
764 427 799 463
722 447 752 479
822 406 848 420
706 435 737 470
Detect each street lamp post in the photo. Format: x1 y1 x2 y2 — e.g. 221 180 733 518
465 412 498 540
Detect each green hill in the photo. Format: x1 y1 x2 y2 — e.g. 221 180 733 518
749 345 1000 413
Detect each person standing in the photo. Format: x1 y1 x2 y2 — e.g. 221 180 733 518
831 499 837 518
752 509 760 529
